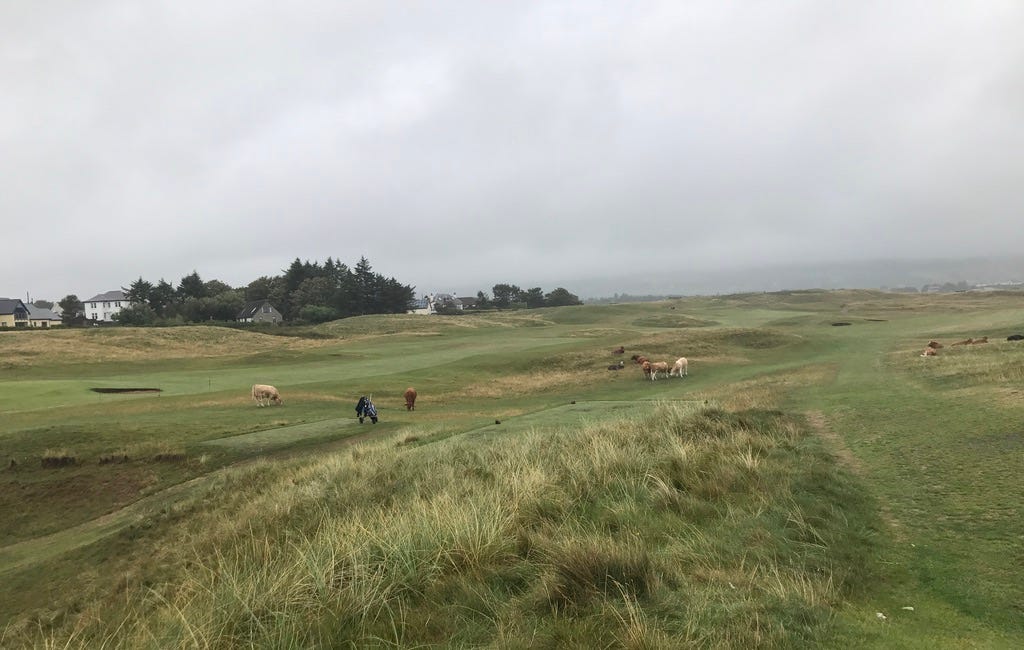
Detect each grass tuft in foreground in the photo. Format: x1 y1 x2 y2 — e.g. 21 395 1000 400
36 403 880 648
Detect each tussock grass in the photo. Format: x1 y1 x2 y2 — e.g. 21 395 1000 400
36 403 879 648
40 449 77 468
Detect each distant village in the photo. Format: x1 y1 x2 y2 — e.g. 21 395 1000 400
1 291 586 330
883 281 1024 293
3 277 1017 329
0 291 532 328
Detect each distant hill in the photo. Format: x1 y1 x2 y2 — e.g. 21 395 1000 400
578 255 1024 299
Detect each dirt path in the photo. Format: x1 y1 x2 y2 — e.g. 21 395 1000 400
805 410 865 475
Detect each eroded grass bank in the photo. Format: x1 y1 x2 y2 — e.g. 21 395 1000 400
28 403 880 649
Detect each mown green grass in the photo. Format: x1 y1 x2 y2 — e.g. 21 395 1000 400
2 291 1023 647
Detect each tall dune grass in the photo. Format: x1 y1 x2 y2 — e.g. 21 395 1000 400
40 403 879 648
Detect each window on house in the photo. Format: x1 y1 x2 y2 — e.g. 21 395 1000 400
116 302 121 307
91 302 97 308
262 304 272 313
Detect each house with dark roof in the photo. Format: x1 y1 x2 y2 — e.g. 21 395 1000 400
237 300 283 324
84 290 128 322
0 298 30 328
27 304 62 328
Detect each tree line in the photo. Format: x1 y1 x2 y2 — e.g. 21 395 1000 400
56 256 416 326
469 284 582 310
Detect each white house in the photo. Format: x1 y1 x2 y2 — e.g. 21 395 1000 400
428 293 463 314
409 293 464 315
84 290 129 322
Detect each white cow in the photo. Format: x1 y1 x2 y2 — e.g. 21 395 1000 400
251 384 282 406
670 357 688 377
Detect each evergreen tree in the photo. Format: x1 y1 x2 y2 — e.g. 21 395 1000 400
123 277 154 305
523 287 546 308
177 271 205 300
492 283 522 309
150 279 176 316
354 256 376 313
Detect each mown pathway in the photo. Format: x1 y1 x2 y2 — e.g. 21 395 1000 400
795 332 1024 646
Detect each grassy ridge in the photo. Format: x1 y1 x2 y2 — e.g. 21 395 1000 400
40 404 880 648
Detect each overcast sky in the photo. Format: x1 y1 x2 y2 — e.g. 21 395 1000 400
3 1 1023 301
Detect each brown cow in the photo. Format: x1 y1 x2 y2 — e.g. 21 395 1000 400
612 346 625 354
647 361 670 381
631 354 649 365
927 340 943 349
950 338 973 346
404 387 417 411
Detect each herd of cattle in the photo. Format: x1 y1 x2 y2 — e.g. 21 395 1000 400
249 346 689 412
623 352 689 380
919 334 1024 357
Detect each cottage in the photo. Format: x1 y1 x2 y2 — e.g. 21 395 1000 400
0 298 30 328
27 304 62 328
237 300 283 324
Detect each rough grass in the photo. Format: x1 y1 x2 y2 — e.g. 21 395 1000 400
896 339 1024 387
30 404 880 648
0 326 333 367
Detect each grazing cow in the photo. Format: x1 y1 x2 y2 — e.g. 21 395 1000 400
1007 334 1024 341
613 346 625 354
670 357 688 377
404 387 417 411
927 340 943 349
251 384 282 406
648 361 670 381
355 395 378 423
950 338 973 346
920 348 937 357
608 361 624 370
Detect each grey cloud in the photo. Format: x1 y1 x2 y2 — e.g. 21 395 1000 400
3 1 1023 300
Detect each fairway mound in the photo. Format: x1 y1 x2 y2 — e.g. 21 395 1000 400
40 403 881 649
90 387 162 393
2 326 335 366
